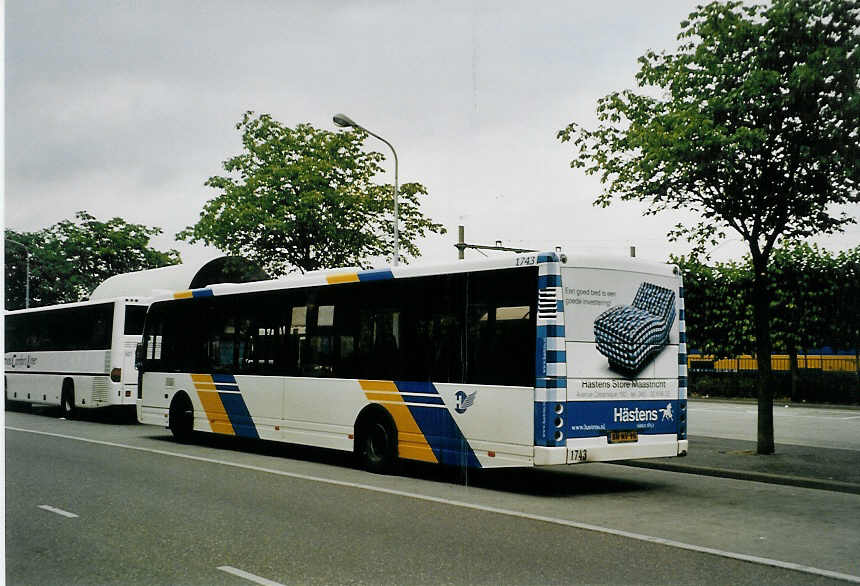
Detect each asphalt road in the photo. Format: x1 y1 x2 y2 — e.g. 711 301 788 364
5 410 860 585
689 401 860 451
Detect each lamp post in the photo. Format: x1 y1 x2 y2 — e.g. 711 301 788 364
7 238 30 309
333 113 400 266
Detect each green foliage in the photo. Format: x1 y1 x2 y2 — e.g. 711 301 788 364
5 211 180 309
559 0 859 452
559 0 859 262
178 112 446 276
674 254 754 358
675 243 860 358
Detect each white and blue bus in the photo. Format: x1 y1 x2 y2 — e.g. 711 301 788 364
137 252 688 471
5 297 150 416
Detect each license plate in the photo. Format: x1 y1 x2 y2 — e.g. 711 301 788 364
609 430 638 444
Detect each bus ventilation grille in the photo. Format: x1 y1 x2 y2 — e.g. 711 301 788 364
538 290 557 320
92 377 111 402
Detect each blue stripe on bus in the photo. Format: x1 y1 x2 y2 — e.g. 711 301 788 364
215 384 240 392
547 350 566 363
535 336 547 378
192 289 214 298
535 378 567 389
219 392 259 439
537 325 564 338
556 300 565 313
400 393 445 405
395 381 481 468
537 253 558 263
212 373 237 383
358 269 394 282
394 380 437 394
407 405 481 468
538 274 561 289
394 380 445 405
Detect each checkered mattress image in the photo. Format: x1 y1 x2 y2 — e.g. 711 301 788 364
593 282 676 374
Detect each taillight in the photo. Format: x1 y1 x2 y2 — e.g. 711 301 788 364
110 368 122 382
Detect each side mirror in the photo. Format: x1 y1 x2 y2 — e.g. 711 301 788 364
135 342 144 371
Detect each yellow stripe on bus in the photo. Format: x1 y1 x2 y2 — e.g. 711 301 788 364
326 273 360 284
359 380 438 464
191 374 234 435
173 291 193 299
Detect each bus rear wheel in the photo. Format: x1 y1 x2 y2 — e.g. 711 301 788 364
169 393 194 443
356 415 397 474
60 381 75 419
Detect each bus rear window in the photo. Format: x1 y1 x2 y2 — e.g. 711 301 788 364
124 306 148 335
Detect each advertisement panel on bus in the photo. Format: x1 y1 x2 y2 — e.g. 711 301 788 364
561 266 685 457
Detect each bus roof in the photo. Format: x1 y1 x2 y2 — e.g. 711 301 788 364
154 251 678 304
5 296 150 316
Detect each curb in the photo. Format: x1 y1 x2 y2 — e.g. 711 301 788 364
613 460 860 495
689 397 860 411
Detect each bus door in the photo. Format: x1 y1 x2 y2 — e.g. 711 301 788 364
120 304 148 403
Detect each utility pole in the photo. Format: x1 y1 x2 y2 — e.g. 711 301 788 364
455 225 537 259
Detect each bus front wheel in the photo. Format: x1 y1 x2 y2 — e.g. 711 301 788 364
60 381 75 419
169 393 194 443
356 412 397 474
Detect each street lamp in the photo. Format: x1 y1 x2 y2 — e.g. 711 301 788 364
333 113 400 266
7 238 30 309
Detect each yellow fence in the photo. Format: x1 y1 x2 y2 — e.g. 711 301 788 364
688 354 859 373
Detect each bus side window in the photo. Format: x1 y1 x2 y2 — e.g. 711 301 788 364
208 321 236 372
148 334 162 360
467 269 537 386
304 304 337 377
286 305 307 376
356 309 401 380
236 294 285 374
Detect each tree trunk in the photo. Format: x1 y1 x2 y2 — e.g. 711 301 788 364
855 346 859 396
751 262 775 455
789 348 799 402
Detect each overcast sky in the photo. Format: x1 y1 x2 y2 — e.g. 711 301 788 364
5 1 858 270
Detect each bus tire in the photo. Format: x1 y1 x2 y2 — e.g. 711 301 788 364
169 392 194 443
355 408 397 474
60 380 76 419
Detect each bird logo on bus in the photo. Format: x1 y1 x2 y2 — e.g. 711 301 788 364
455 390 477 414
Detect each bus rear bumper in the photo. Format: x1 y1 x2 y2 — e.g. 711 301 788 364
534 435 688 466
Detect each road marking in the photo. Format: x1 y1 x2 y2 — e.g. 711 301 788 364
217 566 284 586
38 505 79 518
8 426 860 584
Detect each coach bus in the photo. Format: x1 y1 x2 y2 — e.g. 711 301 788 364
5 297 149 416
137 252 688 472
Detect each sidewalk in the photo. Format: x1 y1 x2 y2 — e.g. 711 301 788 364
617 436 860 494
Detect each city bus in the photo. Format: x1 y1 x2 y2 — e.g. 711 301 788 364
137 252 688 472
5 297 150 416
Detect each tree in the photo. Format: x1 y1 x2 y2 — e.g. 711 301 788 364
558 0 859 453
4 211 180 309
831 247 860 385
178 112 446 276
673 254 754 360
